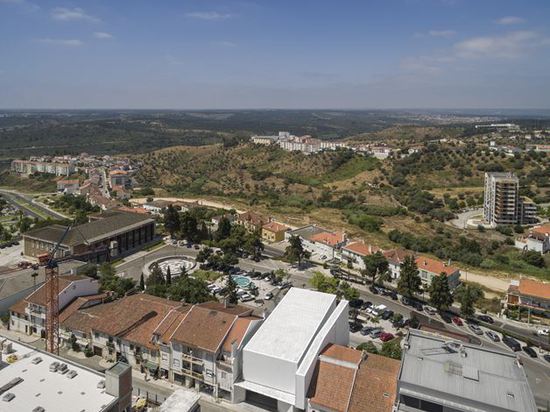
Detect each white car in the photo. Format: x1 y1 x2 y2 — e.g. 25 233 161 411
537 328 549 336
424 306 437 315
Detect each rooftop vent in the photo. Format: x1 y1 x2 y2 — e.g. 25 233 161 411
33 407 45 412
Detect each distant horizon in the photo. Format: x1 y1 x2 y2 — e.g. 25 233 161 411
1 0 549 109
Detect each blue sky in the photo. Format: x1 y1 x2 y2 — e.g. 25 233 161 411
1 0 549 109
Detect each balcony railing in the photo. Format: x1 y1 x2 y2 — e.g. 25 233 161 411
182 353 203 365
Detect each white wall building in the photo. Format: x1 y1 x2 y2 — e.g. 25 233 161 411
237 288 350 412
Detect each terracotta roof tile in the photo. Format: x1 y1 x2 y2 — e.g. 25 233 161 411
416 256 459 276
343 241 381 257
59 293 110 323
517 278 550 300
383 249 412 265
532 224 550 236
25 275 90 307
170 306 237 353
222 316 261 353
9 299 28 315
197 301 253 316
310 231 345 247
262 222 289 233
320 343 363 365
348 353 400 412
308 360 356 412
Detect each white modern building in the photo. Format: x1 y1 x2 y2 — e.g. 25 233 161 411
515 224 550 254
0 337 132 412
236 288 350 411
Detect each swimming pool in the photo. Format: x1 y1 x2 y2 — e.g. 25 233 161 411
231 275 252 288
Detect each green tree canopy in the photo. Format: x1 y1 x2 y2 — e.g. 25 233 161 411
429 272 454 311
396 255 421 298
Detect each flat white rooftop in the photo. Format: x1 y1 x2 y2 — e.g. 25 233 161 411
0 338 117 412
244 288 336 363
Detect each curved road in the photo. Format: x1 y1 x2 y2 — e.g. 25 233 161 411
0 189 68 220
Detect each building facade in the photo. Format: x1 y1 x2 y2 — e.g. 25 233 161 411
11 159 76 176
506 278 550 315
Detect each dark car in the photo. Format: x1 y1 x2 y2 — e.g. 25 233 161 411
478 314 494 324
468 323 483 336
349 299 364 309
543 354 550 363
412 300 423 311
381 310 394 320
361 301 372 310
360 326 374 336
440 312 453 324
401 296 411 306
522 346 537 358
369 286 379 294
349 322 362 333
388 291 398 300
502 335 521 352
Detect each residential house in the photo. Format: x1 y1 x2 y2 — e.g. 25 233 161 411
109 170 132 189
506 278 550 315
416 256 461 289
236 211 267 233
261 221 289 243
142 200 172 215
383 249 412 281
306 230 346 259
307 344 400 412
340 241 381 270
57 179 80 194
9 275 102 337
515 224 550 254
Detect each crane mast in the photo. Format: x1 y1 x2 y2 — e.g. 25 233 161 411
45 224 71 355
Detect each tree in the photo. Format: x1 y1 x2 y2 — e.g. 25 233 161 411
521 250 546 268
310 271 339 294
163 205 180 237
244 233 264 261
285 235 310 267
196 247 213 263
167 276 211 304
180 213 199 242
339 281 360 301
147 264 165 287
215 217 232 242
99 262 136 298
380 338 402 360
429 272 454 311
396 255 421 298
139 273 145 291
362 251 389 286
224 274 239 305
165 266 172 286
356 341 378 354
456 284 484 318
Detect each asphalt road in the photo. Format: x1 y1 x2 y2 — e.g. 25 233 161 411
0 189 66 220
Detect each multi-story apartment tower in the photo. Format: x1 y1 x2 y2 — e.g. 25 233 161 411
483 172 537 227
484 172 520 226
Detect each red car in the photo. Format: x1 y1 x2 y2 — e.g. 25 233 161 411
452 316 463 326
379 332 395 342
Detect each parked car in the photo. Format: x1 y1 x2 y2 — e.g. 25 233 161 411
440 312 452 324
452 316 463 326
361 301 372 310
502 335 521 352
370 304 387 317
536 328 549 337
522 346 537 358
381 310 394 320
369 328 384 339
320 255 327 260
468 323 483 335
379 332 395 342
485 331 500 342
349 299 364 309
264 292 273 300
240 293 255 302
412 300 423 311
360 326 374 336
423 306 437 315
543 354 550 363
349 322 362 333
477 314 494 324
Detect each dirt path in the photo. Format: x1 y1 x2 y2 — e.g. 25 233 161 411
131 197 246 213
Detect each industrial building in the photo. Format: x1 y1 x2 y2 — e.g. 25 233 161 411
0 337 132 412
22 210 156 262
396 330 538 412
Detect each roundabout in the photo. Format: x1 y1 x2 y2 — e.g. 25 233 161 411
143 255 197 279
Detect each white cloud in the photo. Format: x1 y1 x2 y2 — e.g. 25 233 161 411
37 38 83 47
496 16 526 25
428 30 456 38
401 55 455 74
185 11 234 21
0 0 39 11
93 32 113 39
51 7 100 23
454 30 539 58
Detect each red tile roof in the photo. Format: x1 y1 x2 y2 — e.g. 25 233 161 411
532 224 550 236
343 241 381 257
516 278 550 300
310 231 345 247
348 354 400 412
320 343 363 365
25 275 91 307
383 249 411 265
59 293 110 323
262 221 289 233
309 361 356 412
221 316 260 353
169 306 237 353
416 256 459 276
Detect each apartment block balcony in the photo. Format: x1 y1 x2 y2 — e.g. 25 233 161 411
181 353 204 365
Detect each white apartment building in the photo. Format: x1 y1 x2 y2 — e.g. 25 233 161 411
236 288 350 412
9 275 101 337
11 159 76 176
